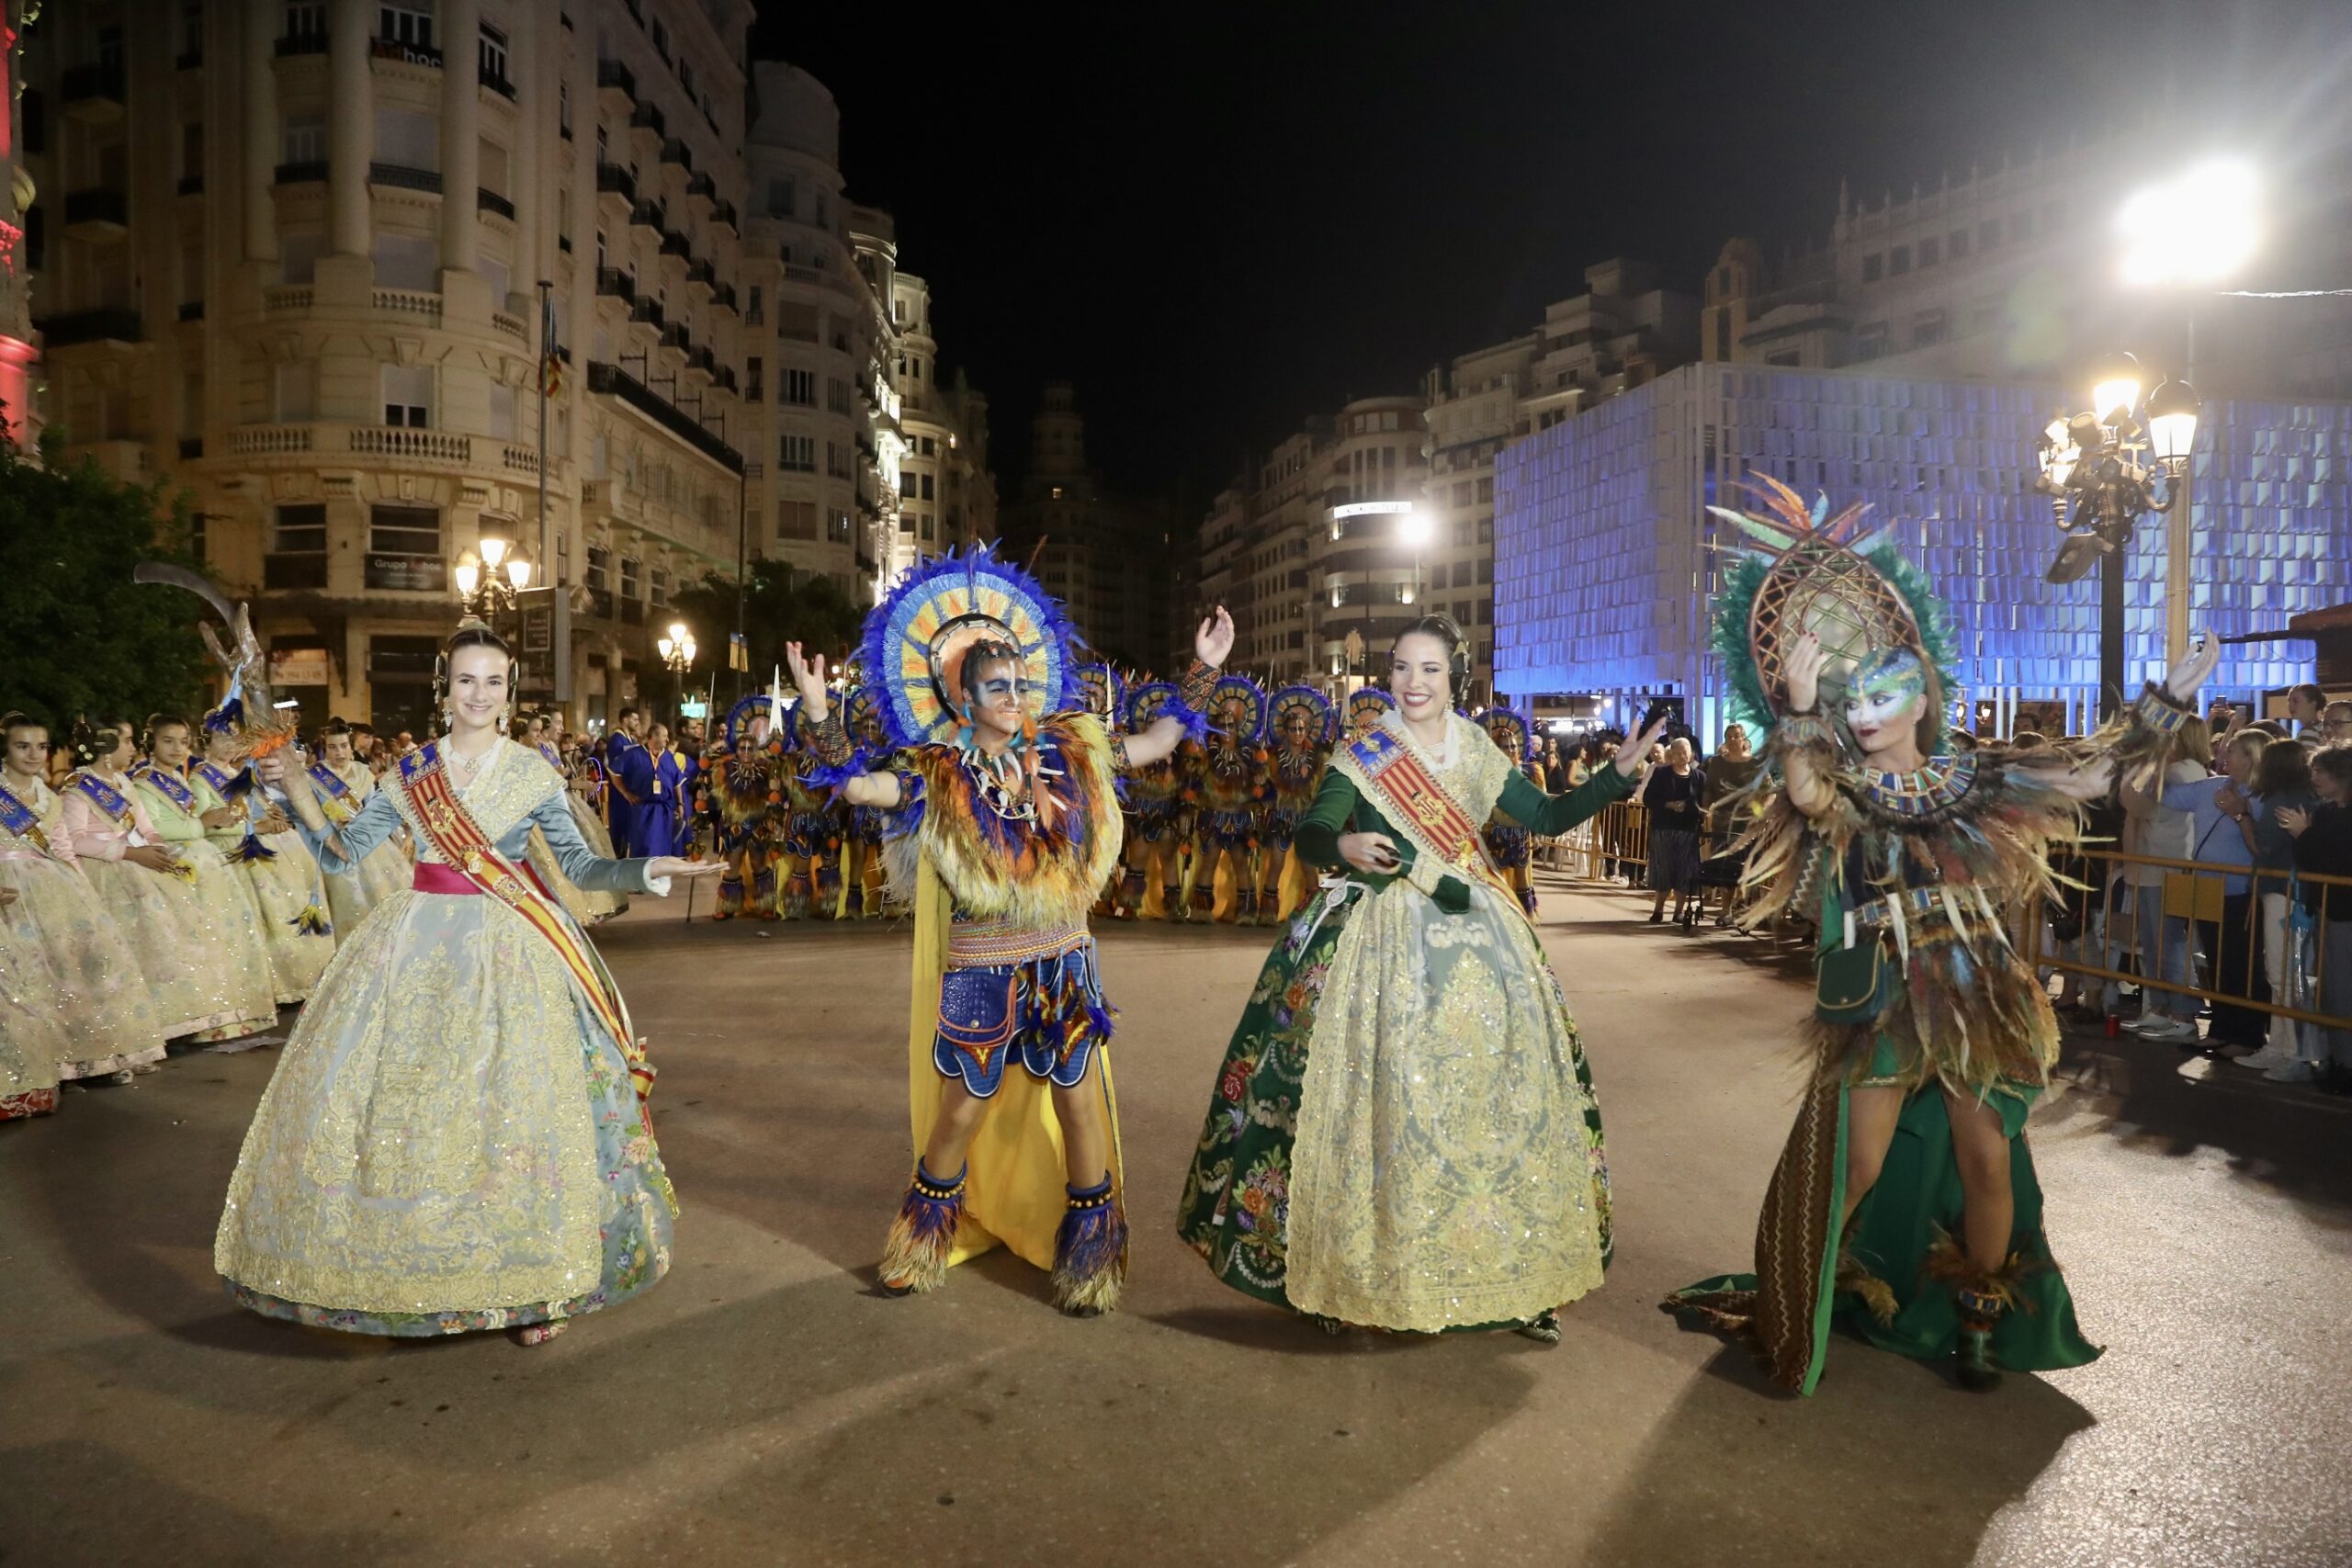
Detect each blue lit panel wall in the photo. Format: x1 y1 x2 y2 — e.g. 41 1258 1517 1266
1495 363 2352 729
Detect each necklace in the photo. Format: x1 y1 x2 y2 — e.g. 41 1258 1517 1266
447 739 496 783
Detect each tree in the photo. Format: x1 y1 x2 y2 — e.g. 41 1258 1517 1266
671 558 866 703
0 431 212 734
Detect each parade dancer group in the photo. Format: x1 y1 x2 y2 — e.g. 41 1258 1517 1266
6 487 2234 1400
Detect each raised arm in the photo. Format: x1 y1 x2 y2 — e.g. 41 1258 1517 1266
1114 608 1236 771
786 640 903 807
1777 633 1842 818
2009 634 2224 802
1498 750 1641 836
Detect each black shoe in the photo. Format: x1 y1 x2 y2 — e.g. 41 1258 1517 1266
1647 910 1664 924
1955 1326 2003 1391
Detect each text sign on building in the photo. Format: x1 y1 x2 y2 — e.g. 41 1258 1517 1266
1330 502 1416 520
269 648 331 687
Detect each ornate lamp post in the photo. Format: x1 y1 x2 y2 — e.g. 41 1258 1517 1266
656 620 697 675
2038 351 2199 717
455 529 534 618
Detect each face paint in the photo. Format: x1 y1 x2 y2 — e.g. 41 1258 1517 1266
1843 647 1928 749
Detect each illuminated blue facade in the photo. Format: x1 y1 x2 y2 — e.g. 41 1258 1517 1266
1494 362 2352 737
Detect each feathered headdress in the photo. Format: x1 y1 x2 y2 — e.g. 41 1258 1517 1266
1479 705 1535 764
1708 475 1958 750
1270 684 1337 748
1344 687 1395 737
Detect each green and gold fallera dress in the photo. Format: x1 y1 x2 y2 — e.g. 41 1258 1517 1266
1178 707 1630 1334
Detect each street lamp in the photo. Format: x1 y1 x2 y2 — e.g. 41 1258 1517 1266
2038 354 2199 718
456 528 534 617
657 620 697 674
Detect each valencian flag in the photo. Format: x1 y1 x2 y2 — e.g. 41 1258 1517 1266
538 288 562 398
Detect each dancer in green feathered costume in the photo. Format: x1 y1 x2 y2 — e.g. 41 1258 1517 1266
1665 478 2223 1393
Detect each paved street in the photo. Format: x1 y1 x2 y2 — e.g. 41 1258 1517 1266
5 875 2349 1568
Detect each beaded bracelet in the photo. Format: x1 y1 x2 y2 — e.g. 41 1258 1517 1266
1178 658 1218 716
801 705 854 765
2132 682 2194 734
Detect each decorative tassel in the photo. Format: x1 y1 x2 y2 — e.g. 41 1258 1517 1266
1835 1247 1899 1325
289 902 333 937
878 1162 966 1296
233 832 277 863
1051 1175 1127 1316
1921 1228 2037 1317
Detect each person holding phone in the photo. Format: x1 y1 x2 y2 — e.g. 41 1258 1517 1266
1181 613 1668 1342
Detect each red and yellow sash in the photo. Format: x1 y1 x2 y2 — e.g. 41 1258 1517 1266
398 744 656 1121
1336 724 1529 923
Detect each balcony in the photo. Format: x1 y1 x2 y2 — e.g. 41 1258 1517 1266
481 70 517 103
659 138 692 170
595 267 636 302
62 62 128 121
658 323 691 355
684 171 715 202
687 346 718 380
658 230 691 260
620 598 645 626
264 553 328 591
275 31 329 58
629 103 665 140
628 199 663 231
370 35 443 70
712 283 738 314
477 187 515 220
595 161 635 199
369 162 443 195
628 299 663 330
596 60 636 106
62 188 130 237
586 361 743 474
275 160 329 186
33 308 143 349
177 175 205 197
178 436 205 460
685 260 715 291
709 199 738 232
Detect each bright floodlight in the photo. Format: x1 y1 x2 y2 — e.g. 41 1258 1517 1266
479 535 510 569
1396 509 1434 549
2117 158 2259 287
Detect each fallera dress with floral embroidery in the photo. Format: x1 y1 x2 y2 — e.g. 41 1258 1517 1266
1177 710 1631 1333
215 739 676 1336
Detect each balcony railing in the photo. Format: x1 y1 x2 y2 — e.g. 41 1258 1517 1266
712 283 737 313
685 260 715 289
63 188 130 229
33 309 143 348
586 361 743 474
687 346 717 378
684 171 715 201
709 199 738 231
595 267 636 301
370 36 443 69
658 230 690 258
596 60 636 102
477 187 515 220
369 162 443 194
276 160 329 186
658 323 691 353
481 71 517 102
264 553 329 591
628 199 663 231
628 299 663 330
62 62 129 108
629 103 665 138
275 31 329 57
595 163 635 200
659 138 692 169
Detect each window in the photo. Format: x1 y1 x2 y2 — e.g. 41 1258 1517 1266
814 193 829 230
831 511 853 544
373 107 438 171
275 503 327 553
776 500 819 540
586 545 610 591
490 383 516 439
678 58 694 96
826 378 851 414
745 356 763 400
1889 245 1911 276
182 122 205 182
899 512 915 535
379 3 435 50
1861 253 1883 283
283 115 326 165
919 473 934 501
1911 310 1947 348
1919 235 1940 266
782 367 815 405
777 300 819 342
650 568 669 608
780 434 816 471
827 440 853 479
181 1 204 56
1949 229 1970 260
1476 476 1493 504
1477 559 1493 585
747 285 763 324
369 503 440 556
620 557 641 600
1856 321 1889 360
559 80 571 137
382 365 432 427
1979 218 2001 247
767 178 795 218
371 233 436 290
650 18 668 61
920 513 934 542
478 22 508 85
274 364 316 422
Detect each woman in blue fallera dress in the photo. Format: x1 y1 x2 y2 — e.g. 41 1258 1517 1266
216 625 717 1345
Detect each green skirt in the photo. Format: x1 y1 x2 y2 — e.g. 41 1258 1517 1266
1665 1032 2099 1392
1177 884 1612 1328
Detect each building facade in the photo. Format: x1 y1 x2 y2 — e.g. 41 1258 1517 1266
1494 361 2350 739
0 2 35 446
21 0 763 733
997 382 1172 671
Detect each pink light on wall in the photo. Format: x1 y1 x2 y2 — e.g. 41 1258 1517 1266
0 333 33 446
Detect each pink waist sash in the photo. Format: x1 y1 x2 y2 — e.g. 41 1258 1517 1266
413 863 479 895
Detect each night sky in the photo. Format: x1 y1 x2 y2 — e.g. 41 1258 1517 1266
751 0 2341 511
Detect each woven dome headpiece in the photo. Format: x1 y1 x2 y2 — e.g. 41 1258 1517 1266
1270 685 1336 747
1708 475 1957 746
1345 687 1395 736
1206 673 1268 750
1480 705 1535 763
1075 662 1125 723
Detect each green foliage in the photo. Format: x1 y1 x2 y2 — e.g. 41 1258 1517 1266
670 557 865 693
1711 554 1775 735
0 432 212 734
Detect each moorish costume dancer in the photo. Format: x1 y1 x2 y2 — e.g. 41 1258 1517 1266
791 547 1233 1315
306 717 413 932
0 714 164 1108
1479 705 1543 918
775 718 844 920
61 717 265 1054
1179 615 1668 1340
1344 686 1394 738
530 716 628 925
1193 674 1269 924
219 624 716 1343
128 715 282 1046
196 706 334 1006
842 682 896 919
1255 686 1336 924
1076 664 1127 921
707 695 782 920
1114 681 1186 921
1664 480 2218 1392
